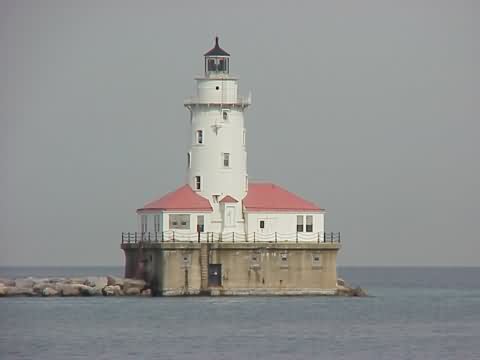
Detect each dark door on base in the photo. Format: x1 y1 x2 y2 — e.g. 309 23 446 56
208 264 222 287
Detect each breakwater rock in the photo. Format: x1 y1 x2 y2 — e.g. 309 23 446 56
0 276 150 297
336 278 368 297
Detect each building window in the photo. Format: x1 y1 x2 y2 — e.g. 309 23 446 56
154 215 161 232
306 215 313 232
187 152 191 168
222 110 228 120
212 195 219 203
169 214 190 230
197 215 205 232
215 86 220 90
196 130 203 144
297 215 304 232
223 153 230 167
141 215 148 233
194 176 201 191
259 220 265 229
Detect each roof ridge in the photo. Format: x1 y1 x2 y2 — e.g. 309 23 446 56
139 184 212 212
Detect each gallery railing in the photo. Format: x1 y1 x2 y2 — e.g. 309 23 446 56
121 231 340 244
184 95 251 107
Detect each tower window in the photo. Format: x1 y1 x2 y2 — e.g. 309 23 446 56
297 215 304 232
215 86 220 90
218 58 226 71
222 110 228 120
194 176 201 191
259 220 265 229
223 153 230 167
187 152 191 168
208 59 216 71
306 215 313 232
196 130 203 144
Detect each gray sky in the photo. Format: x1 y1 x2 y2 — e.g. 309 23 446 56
1 0 478 266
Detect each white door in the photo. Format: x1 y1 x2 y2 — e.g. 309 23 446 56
225 206 235 227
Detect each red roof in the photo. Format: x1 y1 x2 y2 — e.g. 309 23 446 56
243 182 323 212
219 195 238 203
138 185 212 212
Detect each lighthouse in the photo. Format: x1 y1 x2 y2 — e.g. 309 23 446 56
122 38 341 295
184 37 250 233
134 38 328 240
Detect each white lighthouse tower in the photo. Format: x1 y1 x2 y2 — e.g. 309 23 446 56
184 37 251 233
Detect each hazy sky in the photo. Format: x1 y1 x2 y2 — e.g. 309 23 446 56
1 0 478 266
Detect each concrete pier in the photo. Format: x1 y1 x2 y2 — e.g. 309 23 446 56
122 241 341 296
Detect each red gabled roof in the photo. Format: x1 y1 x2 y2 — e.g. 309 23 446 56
138 185 212 212
243 182 323 212
219 195 238 203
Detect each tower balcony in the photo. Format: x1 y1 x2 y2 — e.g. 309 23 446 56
184 95 251 108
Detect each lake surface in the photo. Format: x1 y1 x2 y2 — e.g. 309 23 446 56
1 267 480 359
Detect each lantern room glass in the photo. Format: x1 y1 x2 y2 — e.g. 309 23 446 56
205 56 229 76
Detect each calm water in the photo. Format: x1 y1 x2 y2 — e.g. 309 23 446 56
1 267 480 359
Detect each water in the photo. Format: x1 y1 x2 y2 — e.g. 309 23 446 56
1 267 480 359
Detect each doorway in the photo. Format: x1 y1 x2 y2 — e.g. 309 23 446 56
208 264 222 287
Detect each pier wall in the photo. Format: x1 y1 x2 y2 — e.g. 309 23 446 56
122 242 340 296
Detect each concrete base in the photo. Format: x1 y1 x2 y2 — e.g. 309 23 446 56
122 241 341 296
157 288 337 296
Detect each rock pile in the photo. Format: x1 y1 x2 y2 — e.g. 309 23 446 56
335 278 368 297
0 276 150 297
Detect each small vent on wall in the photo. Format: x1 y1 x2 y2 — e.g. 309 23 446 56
312 253 322 269
250 251 261 269
280 253 288 269
181 253 192 269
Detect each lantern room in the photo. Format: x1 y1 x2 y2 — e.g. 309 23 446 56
204 37 230 76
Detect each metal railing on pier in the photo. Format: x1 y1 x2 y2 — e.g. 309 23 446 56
121 231 340 244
